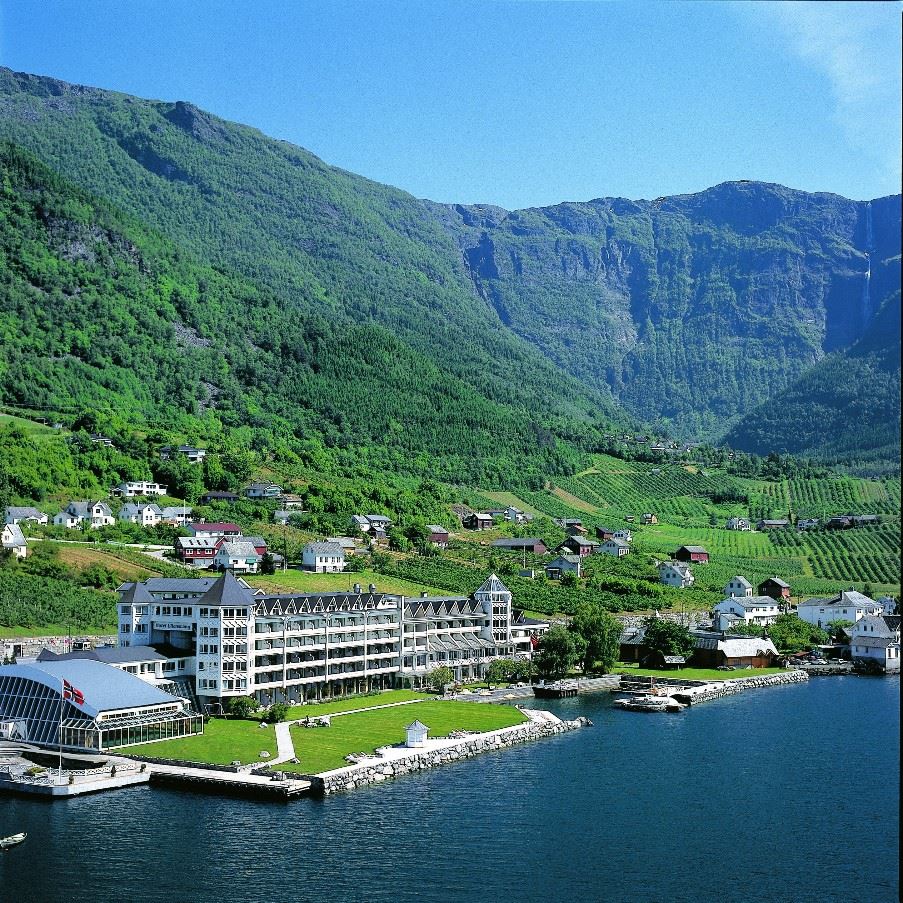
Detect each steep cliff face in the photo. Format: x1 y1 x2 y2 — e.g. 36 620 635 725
438 185 900 440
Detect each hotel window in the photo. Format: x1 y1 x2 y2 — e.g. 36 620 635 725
135 606 147 616
120 624 131 633
134 624 147 633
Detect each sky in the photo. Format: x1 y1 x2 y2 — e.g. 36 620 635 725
0 1 899 209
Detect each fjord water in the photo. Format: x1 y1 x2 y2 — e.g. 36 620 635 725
1 677 898 903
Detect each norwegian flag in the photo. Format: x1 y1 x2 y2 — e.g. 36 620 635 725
530 633 540 650
63 679 85 706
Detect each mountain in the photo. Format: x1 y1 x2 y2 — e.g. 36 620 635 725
0 142 622 490
0 67 899 471
431 183 901 444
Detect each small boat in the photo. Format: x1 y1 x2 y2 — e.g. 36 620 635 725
614 694 686 713
1 832 27 850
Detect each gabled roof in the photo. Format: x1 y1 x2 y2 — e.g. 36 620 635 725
425 525 449 533
217 540 260 559
760 576 790 588
491 538 544 548
5 506 45 519
678 545 708 553
727 576 753 588
406 720 429 731
117 581 156 606
546 554 581 566
196 571 254 607
1 523 26 547
715 595 780 610
304 541 346 557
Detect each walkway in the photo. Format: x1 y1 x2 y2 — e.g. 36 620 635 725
265 698 432 766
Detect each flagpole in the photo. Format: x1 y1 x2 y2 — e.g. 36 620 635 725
59 676 64 777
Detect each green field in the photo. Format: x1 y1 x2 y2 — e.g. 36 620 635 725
279 699 527 774
511 455 900 602
615 665 792 681
120 717 279 765
285 689 428 719
245 568 444 597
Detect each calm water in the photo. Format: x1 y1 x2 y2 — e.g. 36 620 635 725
1 677 898 903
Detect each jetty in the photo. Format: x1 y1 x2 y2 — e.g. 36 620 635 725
533 676 620 698
142 762 311 799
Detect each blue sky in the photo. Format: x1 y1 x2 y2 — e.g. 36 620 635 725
0 1 899 209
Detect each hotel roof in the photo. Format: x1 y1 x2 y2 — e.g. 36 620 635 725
3 660 181 716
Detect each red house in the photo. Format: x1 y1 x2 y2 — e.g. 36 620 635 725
758 577 791 601
674 545 709 564
557 536 598 557
426 525 450 548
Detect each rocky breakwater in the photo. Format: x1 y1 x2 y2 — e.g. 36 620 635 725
673 670 808 705
312 711 590 796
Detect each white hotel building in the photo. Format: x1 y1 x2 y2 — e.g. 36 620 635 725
116 573 547 709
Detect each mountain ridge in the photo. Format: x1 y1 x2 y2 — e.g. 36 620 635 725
0 66 899 471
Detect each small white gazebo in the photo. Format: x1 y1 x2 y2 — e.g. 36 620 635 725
405 720 429 748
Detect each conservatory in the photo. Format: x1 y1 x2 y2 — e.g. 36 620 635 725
0 659 202 751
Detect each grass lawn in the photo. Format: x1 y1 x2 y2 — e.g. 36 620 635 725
284 689 428 720
0 623 119 639
615 665 792 682
119 717 279 765
279 700 527 774
246 568 444 596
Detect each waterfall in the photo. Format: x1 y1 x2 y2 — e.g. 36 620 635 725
861 201 873 329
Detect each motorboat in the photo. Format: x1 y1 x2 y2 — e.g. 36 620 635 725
613 694 686 713
1 832 26 850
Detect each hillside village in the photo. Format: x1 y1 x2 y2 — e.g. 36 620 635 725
2 440 899 680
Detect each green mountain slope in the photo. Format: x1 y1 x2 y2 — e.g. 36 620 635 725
723 288 901 472
0 142 622 487
0 67 899 469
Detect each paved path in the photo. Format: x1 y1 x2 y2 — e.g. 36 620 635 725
261 699 432 767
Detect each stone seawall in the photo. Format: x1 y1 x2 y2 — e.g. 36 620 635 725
673 669 808 705
311 716 590 795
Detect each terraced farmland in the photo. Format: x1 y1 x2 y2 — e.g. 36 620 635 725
508 456 900 600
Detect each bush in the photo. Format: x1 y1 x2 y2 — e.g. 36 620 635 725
264 702 289 723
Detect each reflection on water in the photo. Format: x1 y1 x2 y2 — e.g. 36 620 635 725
1 677 898 903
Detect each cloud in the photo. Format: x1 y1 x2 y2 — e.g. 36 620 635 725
744 1 901 189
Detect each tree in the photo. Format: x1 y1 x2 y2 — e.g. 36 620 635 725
260 552 276 575
560 570 578 587
569 603 621 674
263 702 289 723
427 665 454 692
225 695 258 719
826 619 854 643
533 626 585 679
767 613 828 652
642 617 695 661
485 658 515 688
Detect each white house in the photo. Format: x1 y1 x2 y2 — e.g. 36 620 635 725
612 529 633 543
713 595 781 627
724 576 753 598
302 541 346 573
1 523 27 558
849 615 900 673
4 506 48 526
797 591 883 629
601 538 630 557
118 503 163 527
726 517 751 531
213 540 261 574
113 481 168 498
244 482 283 500
159 506 193 525
545 555 582 580
658 561 694 588
159 445 207 464
53 501 115 529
